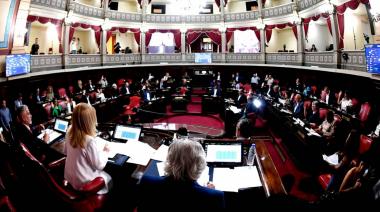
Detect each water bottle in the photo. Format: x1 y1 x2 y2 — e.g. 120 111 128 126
247 143 256 166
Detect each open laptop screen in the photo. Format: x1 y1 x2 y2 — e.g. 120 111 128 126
113 125 141 142
204 141 243 166
54 119 69 133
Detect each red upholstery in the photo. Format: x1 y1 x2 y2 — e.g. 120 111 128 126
179 87 187 96
117 78 126 88
351 98 359 108
58 88 67 99
334 114 342 124
273 79 279 85
318 174 332 190
124 96 141 115
359 102 371 123
311 85 317 96
44 103 52 120
243 83 251 93
20 143 108 211
89 92 97 103
303 100 312 118
319 108 328 120
358 135 373 155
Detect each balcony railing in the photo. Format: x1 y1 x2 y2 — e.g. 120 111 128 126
65 54 102 67
266 52 300 65
341 51 366 72
304 51 337 68
30 52 366 73
104 54 142 65
107 11 142 22
226 53 264 63
184 14 222 24
30 0 67 11
224 11 260 22
146 14 182 24
31 54 63 71
262 2 294 18
298 0 325 11
72 2 104 19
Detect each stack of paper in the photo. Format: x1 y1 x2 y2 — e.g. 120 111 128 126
323 153 339 165
213 166 262 192
151 145 169 162
229 106 241 114
38 129 62 144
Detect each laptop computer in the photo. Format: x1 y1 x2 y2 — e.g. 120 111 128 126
38 118 69 144
112 124 141 142
203 140 243 167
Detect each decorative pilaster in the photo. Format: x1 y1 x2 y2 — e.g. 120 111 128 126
329 5 341 68
180 29 186 62
296 21 304 65
62 20 71 68
257 22 266 64
100 24 109 65
141 27 147 63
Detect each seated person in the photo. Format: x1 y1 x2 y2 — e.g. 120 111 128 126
64 103 112 194
137 138 225 211
236 89 247 108
306 101 322 128
316 111 336 138
50 99 62 118
236 118 253 140
292 94 304 119
268 85 281 102
339 91 353 112
13 105 63 164
96 87 106 102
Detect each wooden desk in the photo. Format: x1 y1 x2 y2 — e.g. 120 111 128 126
255 140 287 197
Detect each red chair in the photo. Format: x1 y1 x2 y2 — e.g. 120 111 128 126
124 96 141 122
44 103 52 120
20 143 108 211
243 83 251 93
58 88 67 99
179 87 187 96
117 78 126 88
303 100 312 118
319 108 329 120
358 135 373 155
359 102 371 124
311 85 317 96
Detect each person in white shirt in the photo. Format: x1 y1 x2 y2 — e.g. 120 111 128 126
339 91 352 112
70 37 79 54
64 103 112 194
251 73 260 90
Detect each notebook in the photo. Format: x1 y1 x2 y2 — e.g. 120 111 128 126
112 125 141 142
203 140 243 167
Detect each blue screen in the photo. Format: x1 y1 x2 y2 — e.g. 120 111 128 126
195 53 212 64
365 44 380 74
6 54 31 77
121 131 137 139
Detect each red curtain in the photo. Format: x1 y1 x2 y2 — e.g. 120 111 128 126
27 15 63 53
205 30 221 45
108 27 141 44
146 29 181 49
70 23 101 48
265 23 296 43
186 30 203 45
215 0 228 7
226 27 260 43
336 0 369 49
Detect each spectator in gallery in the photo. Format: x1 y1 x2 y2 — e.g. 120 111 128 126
114 42 121 54
30 38 40 55
137 138 225 211
125 46 132 53
70 37 79 54
310 44 317 52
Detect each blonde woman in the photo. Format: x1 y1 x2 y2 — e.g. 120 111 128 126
137 138 225 211
64 103 112 194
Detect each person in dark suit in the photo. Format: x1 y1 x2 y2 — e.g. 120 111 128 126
137 138 225 211
243 94 255 117
236 89 247 108
210 81 222 97
13 105 63 164
307 101 322 128
292 94 304 119
141 85 151 103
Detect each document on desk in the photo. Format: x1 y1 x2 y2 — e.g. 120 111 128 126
151 144 169 162
38 129 62 144
280 109 292 115
106 141 130 158
125 141 156 166
323 153 339 165
229 106 241 114
156 161 166 177
213 166 262 192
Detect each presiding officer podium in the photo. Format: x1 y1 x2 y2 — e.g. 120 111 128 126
171 96 188 113
202 95 223 114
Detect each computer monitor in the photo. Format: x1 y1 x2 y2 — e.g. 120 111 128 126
53 119 69 133
5 54 31 77
203 141 243 166
113 125 141 142
365 44 380 74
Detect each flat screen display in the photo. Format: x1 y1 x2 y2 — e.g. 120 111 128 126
204 141 243 166
195 53 212 64
6 54 31 77
365 44 380 74
113 125 141 142
54 119 69 133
